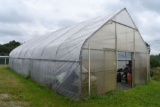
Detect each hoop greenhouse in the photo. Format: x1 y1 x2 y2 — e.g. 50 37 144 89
9 8 150 100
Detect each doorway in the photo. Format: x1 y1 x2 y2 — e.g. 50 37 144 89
116 52 132 89
104 50 116 93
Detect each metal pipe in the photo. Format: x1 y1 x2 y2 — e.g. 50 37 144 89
115 22 118 73
133 29 136 87
88 43 91 97
112 21 138 30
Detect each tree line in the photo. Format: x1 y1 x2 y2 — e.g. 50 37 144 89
150 54 160 68
0 40 21 56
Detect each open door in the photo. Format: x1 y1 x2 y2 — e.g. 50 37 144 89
117 52 132 89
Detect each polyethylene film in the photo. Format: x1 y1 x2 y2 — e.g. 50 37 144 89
9 8 149 100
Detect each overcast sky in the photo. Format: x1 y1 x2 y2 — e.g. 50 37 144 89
0 0 159 54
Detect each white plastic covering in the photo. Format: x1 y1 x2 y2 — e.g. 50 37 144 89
9 8 149 99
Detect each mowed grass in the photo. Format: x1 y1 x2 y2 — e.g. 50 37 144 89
0 65 160 107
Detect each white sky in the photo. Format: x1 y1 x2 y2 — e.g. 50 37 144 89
0 0 159 54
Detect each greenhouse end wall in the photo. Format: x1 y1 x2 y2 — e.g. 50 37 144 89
81 19 149 97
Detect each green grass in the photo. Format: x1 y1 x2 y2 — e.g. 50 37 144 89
0 65 160 107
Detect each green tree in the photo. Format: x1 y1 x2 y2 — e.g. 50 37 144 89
150 55 160 68
0 40 21 56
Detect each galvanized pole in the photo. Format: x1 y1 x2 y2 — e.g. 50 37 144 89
88 43 91 97
115 23 118 71
133 29 136 87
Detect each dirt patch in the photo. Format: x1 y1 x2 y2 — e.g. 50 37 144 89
0 93 29 107
0 93 9 100
0 101 28 107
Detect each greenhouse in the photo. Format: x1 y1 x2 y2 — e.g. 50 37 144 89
9 8 150 100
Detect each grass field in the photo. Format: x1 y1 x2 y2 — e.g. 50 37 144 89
0 65 160 107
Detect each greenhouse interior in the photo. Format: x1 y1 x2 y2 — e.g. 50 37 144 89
9 8 150 100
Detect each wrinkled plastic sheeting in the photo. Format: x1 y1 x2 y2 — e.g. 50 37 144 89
9 14 111 99
9 58 81 99
9 8 147 99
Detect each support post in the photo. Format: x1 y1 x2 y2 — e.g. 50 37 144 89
115 23 118 71
88 43 91 97
133 29 136 87
115 22 118 90
147 50 149 81
5 57 6 65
